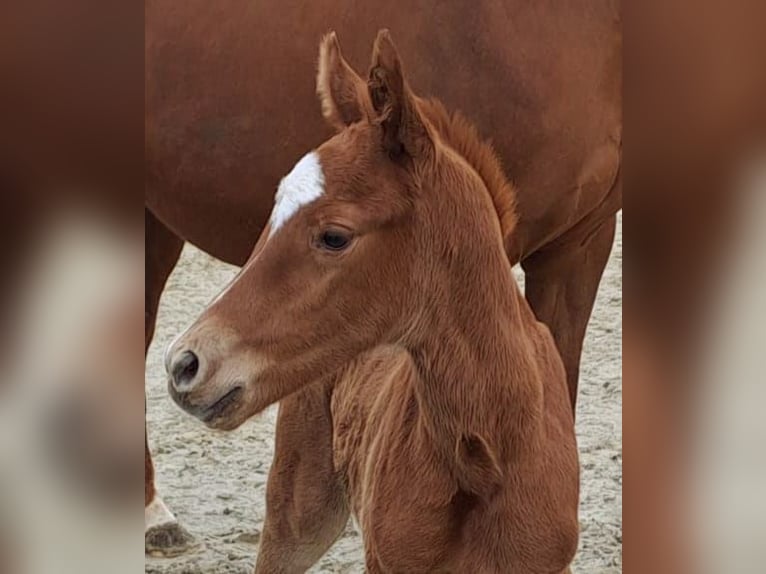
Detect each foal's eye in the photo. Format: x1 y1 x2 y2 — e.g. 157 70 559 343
318 230 352 251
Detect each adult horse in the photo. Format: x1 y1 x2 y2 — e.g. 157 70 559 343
145 0 621 552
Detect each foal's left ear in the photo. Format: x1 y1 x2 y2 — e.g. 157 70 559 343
317 32 370 131
368 30 433 160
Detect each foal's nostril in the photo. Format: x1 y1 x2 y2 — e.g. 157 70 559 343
171 350 199 389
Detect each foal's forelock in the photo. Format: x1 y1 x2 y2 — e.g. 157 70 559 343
268 151 325 237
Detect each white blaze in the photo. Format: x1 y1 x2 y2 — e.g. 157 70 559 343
269 151 325 236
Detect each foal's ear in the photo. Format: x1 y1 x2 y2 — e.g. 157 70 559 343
368 30 433 159
317 32 369 131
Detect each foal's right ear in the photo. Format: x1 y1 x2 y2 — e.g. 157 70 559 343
317 32 369 131
368 30 433 161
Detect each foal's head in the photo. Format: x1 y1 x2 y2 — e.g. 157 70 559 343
166 31 513 429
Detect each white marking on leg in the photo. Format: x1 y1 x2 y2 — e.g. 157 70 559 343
145 496 177 530
269 152 325 236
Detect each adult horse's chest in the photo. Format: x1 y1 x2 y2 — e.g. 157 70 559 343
330 348 462 571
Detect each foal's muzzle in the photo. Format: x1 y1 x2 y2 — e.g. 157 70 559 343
164 321 267 429
165 340 247 426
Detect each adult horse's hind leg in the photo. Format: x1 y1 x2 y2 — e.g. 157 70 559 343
255 381 349 574
144 209 192 556
522 210 618 413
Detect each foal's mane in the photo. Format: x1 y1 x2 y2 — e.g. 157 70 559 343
418 98 518 239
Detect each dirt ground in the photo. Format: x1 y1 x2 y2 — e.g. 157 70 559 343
145 215 622 573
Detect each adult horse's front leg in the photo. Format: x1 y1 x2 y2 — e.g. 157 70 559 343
255 380 349 574
144 209 194 556
522 210 618 413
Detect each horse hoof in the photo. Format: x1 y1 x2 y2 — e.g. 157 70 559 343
145 521 197 557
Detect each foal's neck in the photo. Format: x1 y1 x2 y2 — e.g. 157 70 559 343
407 224 545 460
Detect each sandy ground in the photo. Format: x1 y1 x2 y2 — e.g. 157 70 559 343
146 216 622 573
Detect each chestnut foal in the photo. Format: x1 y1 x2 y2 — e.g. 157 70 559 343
166 32 578 573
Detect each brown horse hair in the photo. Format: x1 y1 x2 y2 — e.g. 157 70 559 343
418 97 519 241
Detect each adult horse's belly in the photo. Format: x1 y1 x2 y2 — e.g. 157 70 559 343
146 0 621 266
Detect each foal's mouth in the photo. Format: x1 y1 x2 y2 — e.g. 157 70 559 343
169 383 244 425
201 385 244 423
